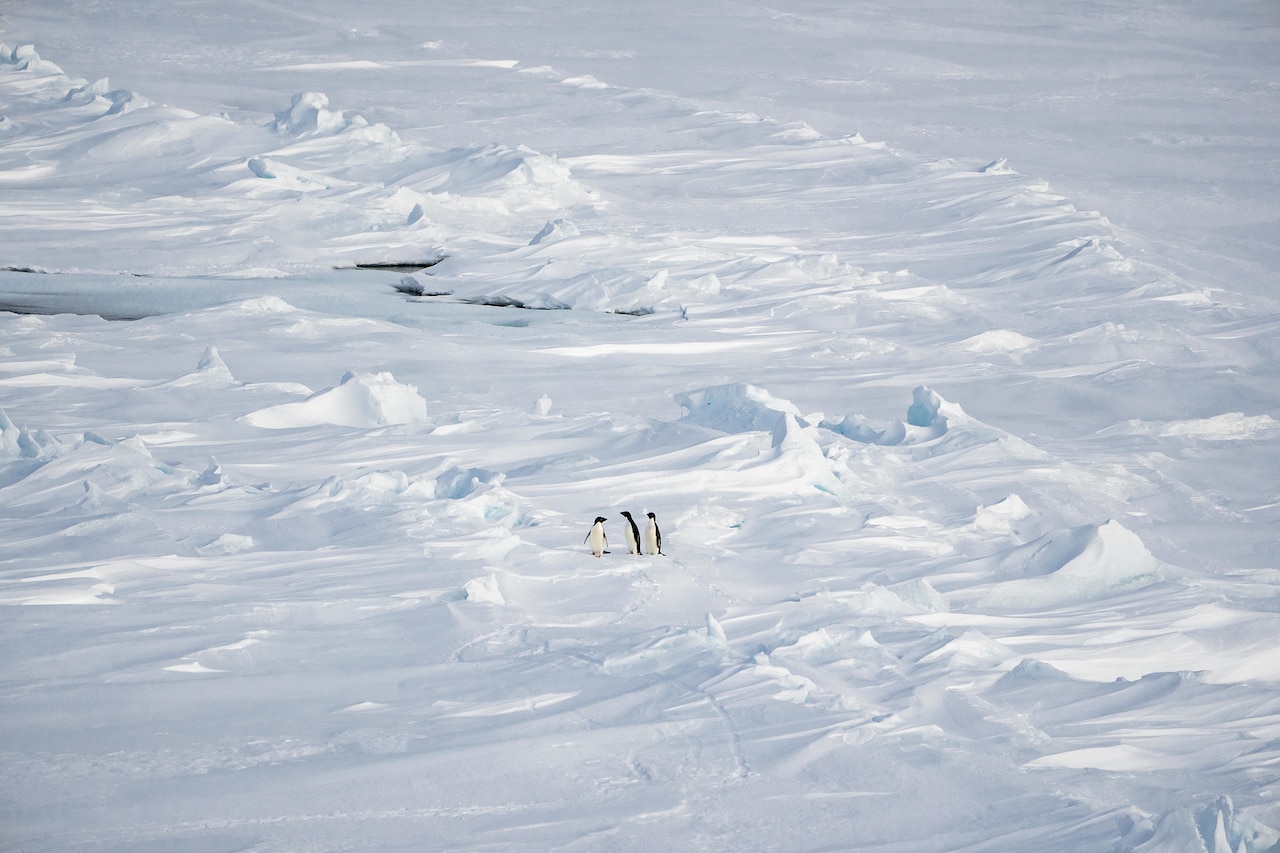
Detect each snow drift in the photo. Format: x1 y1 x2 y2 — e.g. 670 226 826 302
241 371 428 429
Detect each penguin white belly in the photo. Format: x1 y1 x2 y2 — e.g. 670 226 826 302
622 519 641 554
587 524 607 557
640 517 660 558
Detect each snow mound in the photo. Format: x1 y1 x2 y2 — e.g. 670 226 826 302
163 347 236 387
959 329 1039 354
197 533 256 556
463 573 505 605
978 519 1171 609
498 148 597 209
891 578 950 613
426 143 598 211
240 371 428 429
87 113 221 162
767 411 843 495
973 494 1034 535
668 384 843 493
1106 412 1280 441
921 629 1015 670
232 296 295 315
272 92 350 137
991 658 1075 690
834 580 950 617
1160 412 1280 439
820 385 958 445
774 628 894 680
675 383 804 434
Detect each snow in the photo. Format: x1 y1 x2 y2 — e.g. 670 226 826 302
2 1 1280 851
240 370 429 429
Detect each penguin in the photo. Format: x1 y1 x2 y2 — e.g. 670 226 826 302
620 511 642 555
585 516 608 557
644 511 664 556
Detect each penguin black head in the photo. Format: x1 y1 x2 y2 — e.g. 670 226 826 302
593 516 607 524
620 511 634 519
646 512 656 520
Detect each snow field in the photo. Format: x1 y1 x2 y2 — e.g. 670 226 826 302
2 3 1280 850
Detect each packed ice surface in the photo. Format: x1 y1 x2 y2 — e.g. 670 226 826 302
2 2 1280 851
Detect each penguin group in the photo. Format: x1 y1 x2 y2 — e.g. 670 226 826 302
584 512 663 557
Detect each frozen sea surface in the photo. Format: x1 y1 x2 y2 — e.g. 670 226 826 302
2 2 1279 850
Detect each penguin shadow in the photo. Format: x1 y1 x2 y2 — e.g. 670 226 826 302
585 512 665 558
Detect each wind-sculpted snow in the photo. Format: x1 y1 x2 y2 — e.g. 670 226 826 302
3 6 1280 851
240 371 428 429
675 383 804 434
272 92 353 138
972 519 1172 610
1 38 1195 319
0 44 598 276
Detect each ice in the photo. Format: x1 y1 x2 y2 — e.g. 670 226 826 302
905 385 957 430
529 218 580 245
192 457 222 487
0 407 46 458
2 2 1279 850
163 346 236 388
272 92 350 137
675 383 804 435
434 466 503 500
2 42 62 75
463 573 506 605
